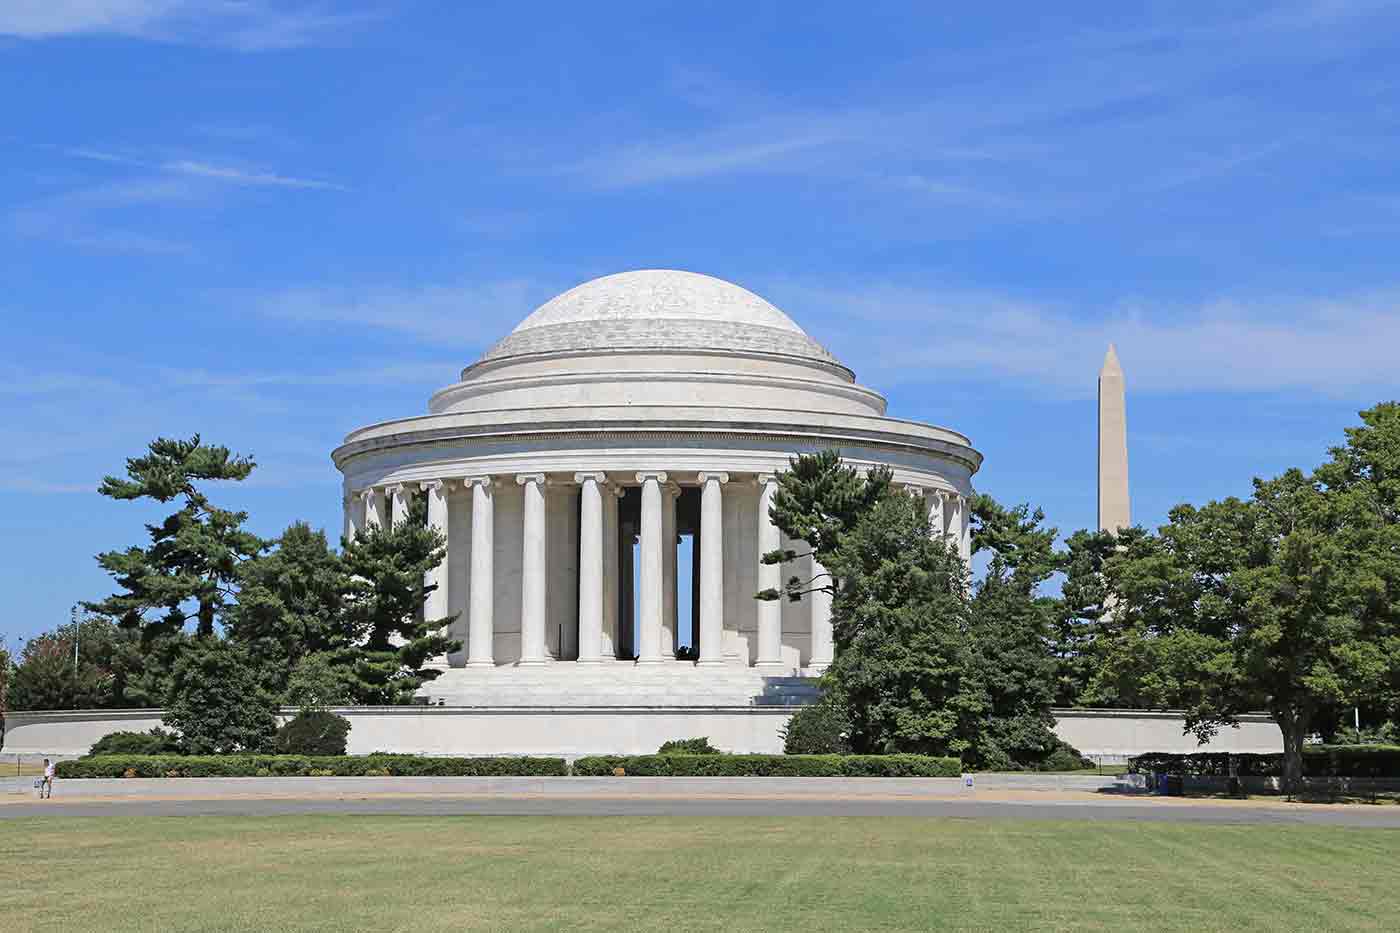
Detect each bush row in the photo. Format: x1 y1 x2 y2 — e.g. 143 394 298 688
571 753 962 777
56 752 963 779
56 754 567 778
1129 745 1400 778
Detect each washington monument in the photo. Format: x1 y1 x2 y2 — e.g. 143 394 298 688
1098 344 1130 533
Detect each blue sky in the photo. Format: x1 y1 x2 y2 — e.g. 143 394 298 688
3 1 1398 645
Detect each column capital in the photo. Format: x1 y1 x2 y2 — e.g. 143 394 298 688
697 471 729 485
902 483 927 499
418 479 445 493
515 473 547 487
635 471 668 484
464 474 494 489
755 472 778 487
574 471 607 485
607 482 626 499
358 487 379 503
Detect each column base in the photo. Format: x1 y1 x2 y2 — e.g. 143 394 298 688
753 661 785 670
515 658 549 667
635 657 666 665
574 657 604 664
465 659 496 668
695 658 726 667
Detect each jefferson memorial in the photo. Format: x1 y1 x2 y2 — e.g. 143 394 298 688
331 269 981 750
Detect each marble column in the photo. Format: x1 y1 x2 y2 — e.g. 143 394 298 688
575 473 606 663
361 488 384 531
958 495 973 565
697 472 728 666
601 482 621 659
517 474 548 665
466 476 495 667
635 472 667 664
942 492 959 548
389 483 412 528
755 474 782 668
925 488 945 542
421 479 450 671
662 482 679 659
343 492 362 542
809 555 834 672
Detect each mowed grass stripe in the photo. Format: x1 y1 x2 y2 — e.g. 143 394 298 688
2 815 1398 932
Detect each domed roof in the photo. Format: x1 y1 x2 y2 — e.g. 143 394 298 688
476 270 843 370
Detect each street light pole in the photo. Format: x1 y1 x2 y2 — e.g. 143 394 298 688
71 604 80 709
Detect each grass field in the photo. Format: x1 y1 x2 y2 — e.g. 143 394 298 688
3 815 1398 932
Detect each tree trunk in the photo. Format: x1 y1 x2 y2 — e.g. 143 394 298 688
1277 708 1308 796
197 600 216 639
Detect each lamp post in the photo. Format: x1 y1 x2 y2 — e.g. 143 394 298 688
70 605 80 709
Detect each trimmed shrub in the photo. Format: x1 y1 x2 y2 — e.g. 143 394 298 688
1128 746 1400 779
571 754 960 777
1302 745 1400 778
55 754 568 779
1030 740 1096 773
781 699 851 755
657 737 721 755
88 728 182 757
274 711 351 756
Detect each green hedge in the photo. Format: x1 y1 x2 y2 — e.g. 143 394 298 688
1128 746 1400 779
56 754 567 779
571 753 961 777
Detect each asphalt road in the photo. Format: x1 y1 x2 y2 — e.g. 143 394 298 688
6 793 1400 826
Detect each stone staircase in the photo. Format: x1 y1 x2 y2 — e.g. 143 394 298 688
420 662 823 708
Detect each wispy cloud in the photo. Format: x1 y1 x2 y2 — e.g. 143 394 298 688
11 146 346 252
252 280 545 346
163 160 345 190
560 115 864 188
767 280 1400 398
0 1 379 51
7 177 201 254
53 145 345 191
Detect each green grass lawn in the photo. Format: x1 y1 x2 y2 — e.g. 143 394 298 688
3 816 1397 932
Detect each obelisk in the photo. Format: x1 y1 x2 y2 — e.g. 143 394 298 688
1098 344 1130 533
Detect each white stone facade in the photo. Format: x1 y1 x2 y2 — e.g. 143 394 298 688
332 270 981 708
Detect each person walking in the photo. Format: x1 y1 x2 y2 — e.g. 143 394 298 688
39 758 54 799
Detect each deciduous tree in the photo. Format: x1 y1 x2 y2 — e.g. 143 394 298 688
1091 403 1400 791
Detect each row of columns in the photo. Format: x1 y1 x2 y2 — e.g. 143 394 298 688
907 485 973 565
346 473 970 668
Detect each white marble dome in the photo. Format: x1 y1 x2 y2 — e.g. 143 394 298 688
335 267 980 691
478 269 841 369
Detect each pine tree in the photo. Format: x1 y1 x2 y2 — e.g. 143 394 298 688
87 436 265 640
338 515 460 704
824 492 979 756
227 522 350 696
964 495 1066 769
761 449 892 602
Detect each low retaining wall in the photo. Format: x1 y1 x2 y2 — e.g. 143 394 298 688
1051 708 1282 763
3 706 1285 759
2 707 796 757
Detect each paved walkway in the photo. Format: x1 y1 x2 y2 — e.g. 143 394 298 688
4 776 1399 826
